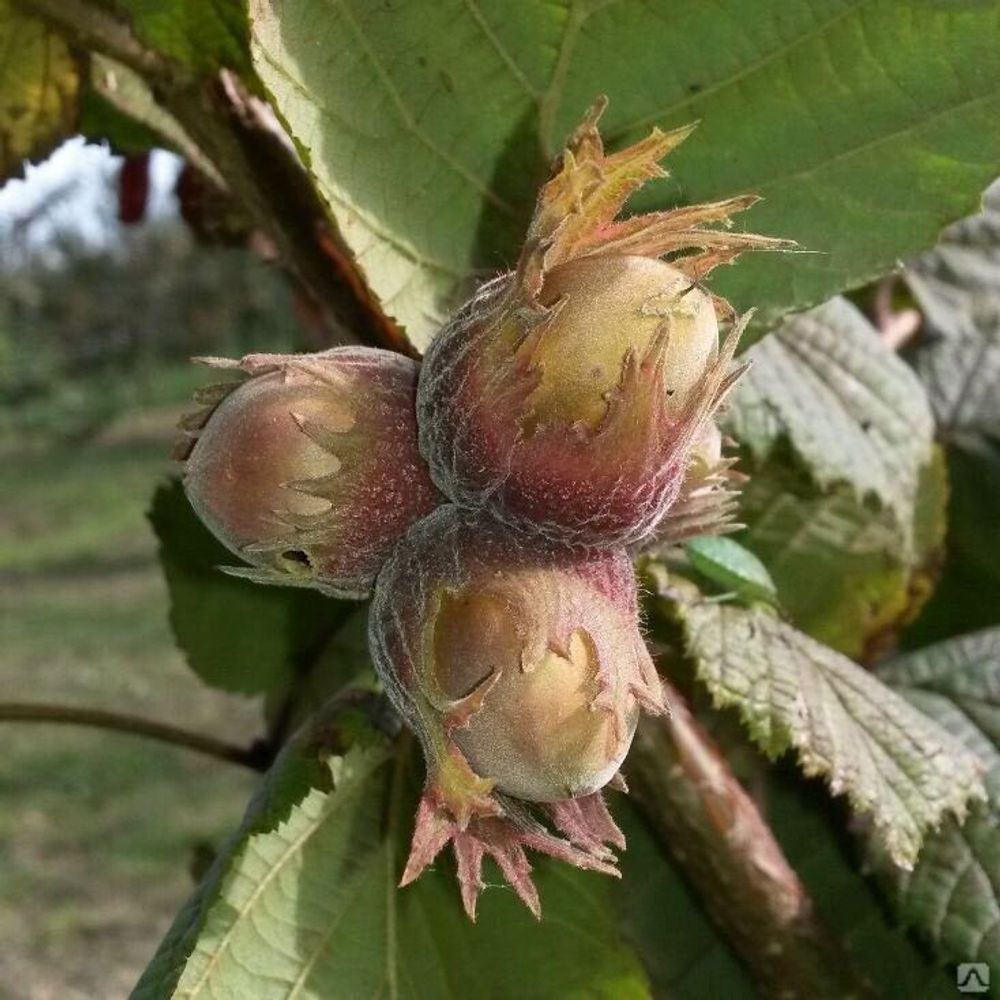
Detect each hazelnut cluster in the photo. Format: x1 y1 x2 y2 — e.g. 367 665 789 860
180 100 783 918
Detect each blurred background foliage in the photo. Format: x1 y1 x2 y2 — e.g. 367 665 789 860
0 166 301 448
0 143 308 997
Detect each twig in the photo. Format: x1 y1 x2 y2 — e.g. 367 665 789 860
0 702 269 771
625 679 876 999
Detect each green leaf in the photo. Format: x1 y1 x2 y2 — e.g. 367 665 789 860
870 809 1000 967
612 802 754 998
684 534 778 606
907 179 1000 334
149 479 351 696
664 577 985 867
0 0 79 181
917 323 1000 448
117 0 251 75
722 298 944 656
906 180 1000 444
901 189 1000 645
732 452 947 658
250 0 1000 350
133 717 651 999
725 297 934 535
82 55 224 184
735 472 911 656
879 627 1000 809
868 629 1000 967
762 768 956 999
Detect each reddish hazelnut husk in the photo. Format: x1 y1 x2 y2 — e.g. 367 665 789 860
178 347 441 598
417 100 789 548
637 419 747 553
368 504 665 918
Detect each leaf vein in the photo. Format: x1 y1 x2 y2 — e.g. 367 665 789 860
333 0 516 214
608 0 871 138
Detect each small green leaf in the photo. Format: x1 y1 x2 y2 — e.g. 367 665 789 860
250 0 1000 350
149 479 351 696
0 0 79 182
665 576 985 867
684 535 778 606
133 714 651 1000
869 628 1000 967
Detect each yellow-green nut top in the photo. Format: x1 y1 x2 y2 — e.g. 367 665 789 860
529 254 720 431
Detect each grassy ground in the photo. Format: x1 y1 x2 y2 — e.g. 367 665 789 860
0 395 262 999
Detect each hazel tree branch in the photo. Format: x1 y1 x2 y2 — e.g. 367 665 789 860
625 679 876 1000
0 702 270 771
20 0 410 354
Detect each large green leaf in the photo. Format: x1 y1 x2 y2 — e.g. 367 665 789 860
867 628 1000 967
250 0 1000 349
149 479 352 696
722 298 943 656
133 715 650 999
663 576 985 867
0 0 79 181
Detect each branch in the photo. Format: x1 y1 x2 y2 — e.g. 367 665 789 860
0 702 269 771
21 0 410 354
625 680 876 1000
